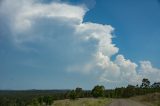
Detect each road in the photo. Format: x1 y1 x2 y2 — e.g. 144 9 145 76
108 99 147 106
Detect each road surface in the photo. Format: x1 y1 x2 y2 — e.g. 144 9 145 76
108 99 147 106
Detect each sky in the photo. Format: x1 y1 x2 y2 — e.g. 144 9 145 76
0 0 160 90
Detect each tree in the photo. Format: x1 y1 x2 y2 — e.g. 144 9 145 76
38 96 43 105
75 87 83 98
69 90 76 100
91 85 105 98
141 78 150 88
122 85 136 98
30 98 39 106
151 82 160 88
43 96 54 105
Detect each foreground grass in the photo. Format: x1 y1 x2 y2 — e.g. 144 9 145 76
131 93 160 106
53 98 112 106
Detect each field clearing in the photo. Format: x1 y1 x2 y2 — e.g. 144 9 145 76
53 98 112 106
131 93 160 106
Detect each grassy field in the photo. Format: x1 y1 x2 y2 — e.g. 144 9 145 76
131 93 160 106
53 98 112 106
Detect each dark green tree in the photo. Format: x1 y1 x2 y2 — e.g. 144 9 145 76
43 96 54 105
91 85 105 98
75 87 83 98
38 96 43 105
30 98 39 106
69 90 77 100
141 78 150 88
122 85 136 97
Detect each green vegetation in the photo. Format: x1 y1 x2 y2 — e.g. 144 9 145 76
54 98 112 106
0 90 67 106
141 78 151 88
0 78 160 106
91 85 105 98
105 78 160 98
69 90 77 100
75 87 83 98
131 93 160 106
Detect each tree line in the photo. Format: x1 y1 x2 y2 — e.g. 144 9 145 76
0 78 160 106
68 78 160 99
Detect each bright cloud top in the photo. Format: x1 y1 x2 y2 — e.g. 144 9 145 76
0 0 160 87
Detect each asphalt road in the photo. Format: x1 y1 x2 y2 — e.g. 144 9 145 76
108 99 147 106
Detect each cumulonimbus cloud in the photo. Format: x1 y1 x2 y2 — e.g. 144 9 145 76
0 0 160 87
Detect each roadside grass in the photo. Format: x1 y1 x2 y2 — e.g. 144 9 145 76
131 92 160 106
53 98 112 106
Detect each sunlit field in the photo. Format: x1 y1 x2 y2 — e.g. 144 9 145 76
53 98 112 106
131 93 160 106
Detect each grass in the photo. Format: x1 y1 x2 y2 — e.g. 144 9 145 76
131 93 160 106
53 98 112 106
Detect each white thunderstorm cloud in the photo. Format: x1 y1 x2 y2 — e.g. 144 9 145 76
0 0 160 87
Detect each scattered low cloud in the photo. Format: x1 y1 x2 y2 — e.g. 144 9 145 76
0 0 160 87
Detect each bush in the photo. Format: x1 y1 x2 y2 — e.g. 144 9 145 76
91 85 105 98
43 96 54 105
69 90 77 100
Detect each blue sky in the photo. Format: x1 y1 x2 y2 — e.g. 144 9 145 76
83 0 160 67
0 0 160 90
